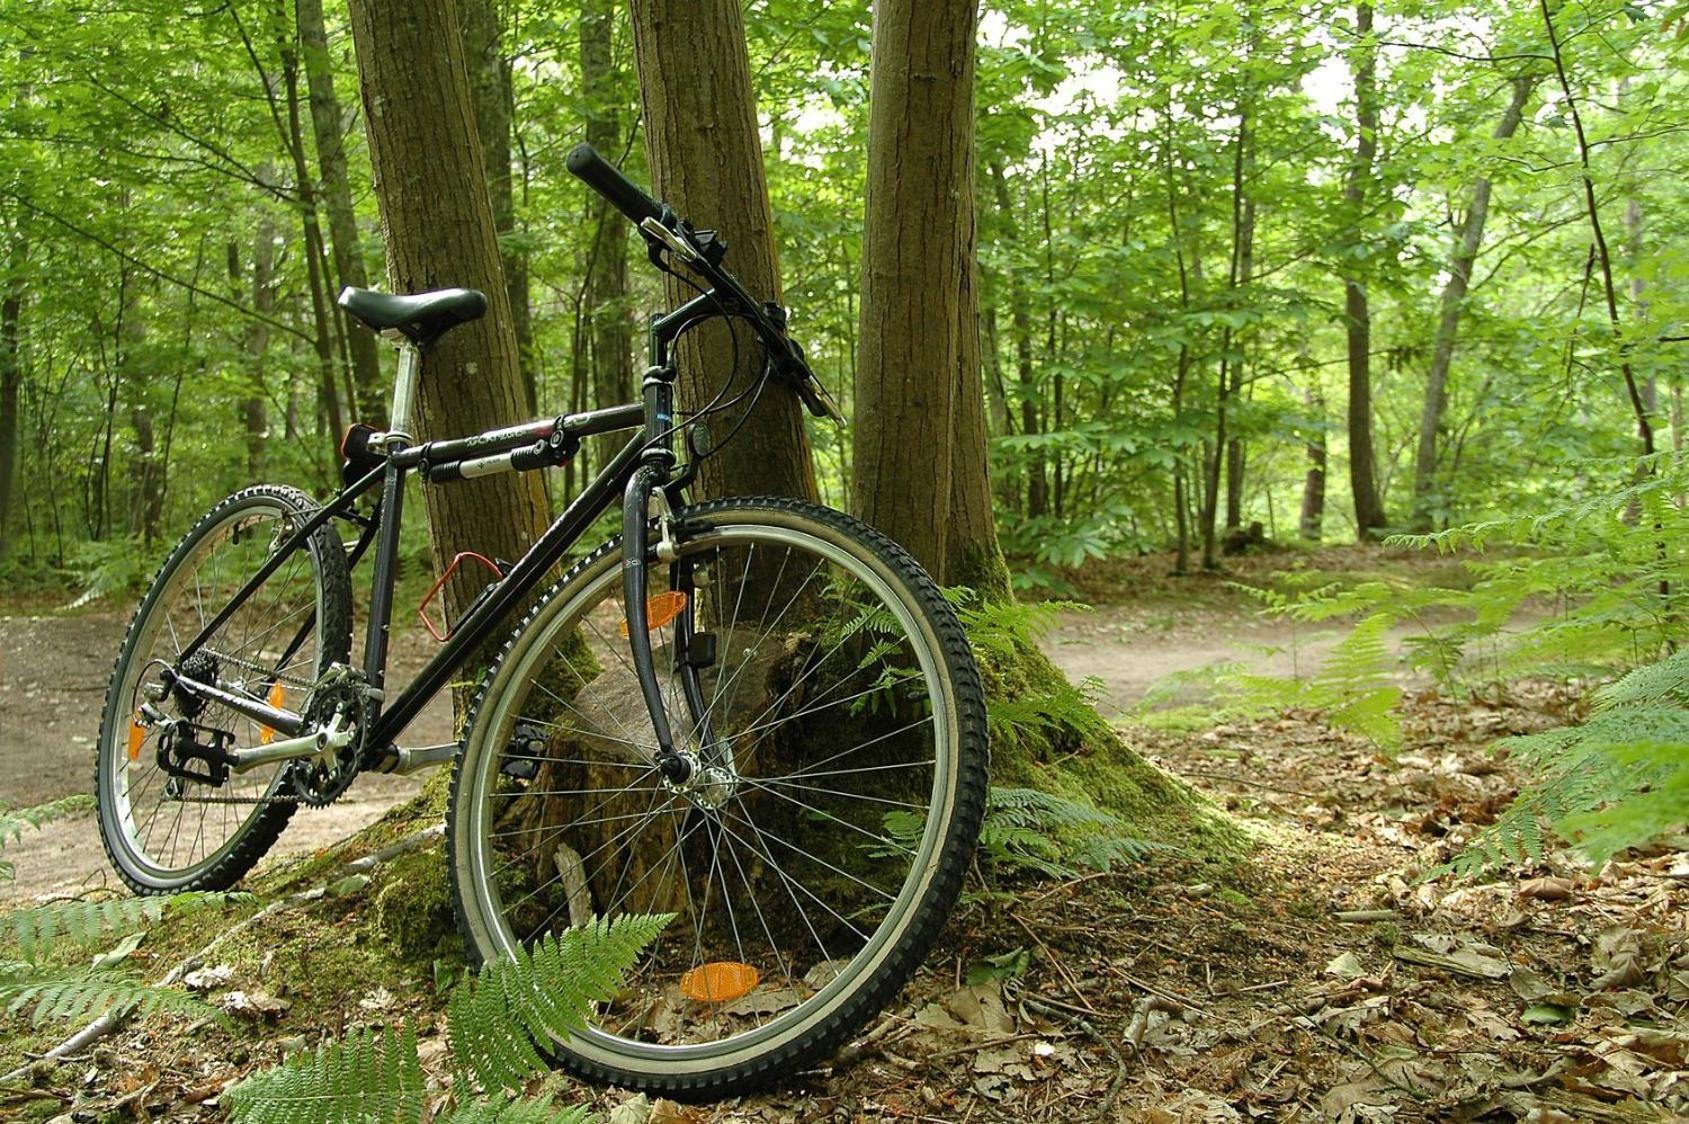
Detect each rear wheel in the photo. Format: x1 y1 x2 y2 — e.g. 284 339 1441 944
447 498 988 1098
95 486 352 894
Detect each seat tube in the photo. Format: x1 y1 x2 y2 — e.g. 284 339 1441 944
363 461 407 704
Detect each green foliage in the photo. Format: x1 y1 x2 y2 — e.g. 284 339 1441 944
3 891 240 961
227 914 669 1124
1226 612 1405 749
224 1025 427 1124
448 914 670 1094
977 786 1156 877
0 962 215 1026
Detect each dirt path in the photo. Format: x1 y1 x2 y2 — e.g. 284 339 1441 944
0 610 451 902
0 578 1515 902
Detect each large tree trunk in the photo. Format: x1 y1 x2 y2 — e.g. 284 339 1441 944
296 0 385 423
346 0 549 627
580 0 634 465
629 0 816 503
458 0 535 415
1410 75 1532 531
852 0 976 582
1343 2 1388 539
0 230 24 556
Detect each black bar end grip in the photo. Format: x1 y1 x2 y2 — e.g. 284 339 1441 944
566 143 662 227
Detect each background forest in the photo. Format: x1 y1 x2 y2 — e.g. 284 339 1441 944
2 0 1685 585
3 0 1689 1120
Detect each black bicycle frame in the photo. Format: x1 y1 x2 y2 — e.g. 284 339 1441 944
170 290 732 768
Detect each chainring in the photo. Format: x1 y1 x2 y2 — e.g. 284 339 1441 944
288 667 369 807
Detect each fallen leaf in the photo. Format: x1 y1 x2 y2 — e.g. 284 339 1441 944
1518 876 1574 901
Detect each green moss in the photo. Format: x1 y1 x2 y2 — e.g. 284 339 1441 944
367 845 461 963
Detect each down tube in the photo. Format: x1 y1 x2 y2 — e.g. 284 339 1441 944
366 433 647 749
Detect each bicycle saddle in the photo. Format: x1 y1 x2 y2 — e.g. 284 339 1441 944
338 286 487 347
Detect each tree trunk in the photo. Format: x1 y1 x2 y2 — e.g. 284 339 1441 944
1300 384 1327 542
0 230 24 556
1343 2 1388 538
581 0 634 464
297 0 385 423
234 203 279 480
458 0 535 415
988 163 1046 520
848 0 1227 853
1410 75 1532 531
272 9 347 444
853 0 976 582
629 0 816 503
346 0 549 628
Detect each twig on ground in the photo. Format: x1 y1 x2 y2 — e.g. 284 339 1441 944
1011 912 1097 1013
1017 990 1130 1122
1335 908 1397 923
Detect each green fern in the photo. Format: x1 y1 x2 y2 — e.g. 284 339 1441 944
0 962 216 1026
226 913 670 1124
449 913 671 1094
224 1024 427 1124
980 787 1154 877
5 891 241 962
1224 611 1404 749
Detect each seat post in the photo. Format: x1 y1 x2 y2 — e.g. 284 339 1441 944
387 337 421 447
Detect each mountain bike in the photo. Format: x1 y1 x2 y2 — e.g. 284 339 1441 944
95 143 989 1097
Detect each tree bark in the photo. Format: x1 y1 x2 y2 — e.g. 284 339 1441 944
1300 384 1327 541
296 0 385 423
853 0 976 582
0 229 24 556
629 0 816 503
458 0 535 415
1343 2 1388 538
581 0 633 465
346 0 549 626
1410 75 1532 531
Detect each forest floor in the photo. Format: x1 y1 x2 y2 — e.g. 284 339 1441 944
2 546 1685 1121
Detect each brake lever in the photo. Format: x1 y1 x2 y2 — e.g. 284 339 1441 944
638 215 701 265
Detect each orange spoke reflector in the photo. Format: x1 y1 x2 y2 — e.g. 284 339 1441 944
126 714 146 761
259 682 287 745
679 961 760 1003
618 590 689 638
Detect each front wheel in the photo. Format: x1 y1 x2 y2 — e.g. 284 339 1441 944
447 498 989 1098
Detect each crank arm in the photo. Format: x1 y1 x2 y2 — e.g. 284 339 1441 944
227 716 355 774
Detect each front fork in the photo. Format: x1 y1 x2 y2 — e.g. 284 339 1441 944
621 367 720 786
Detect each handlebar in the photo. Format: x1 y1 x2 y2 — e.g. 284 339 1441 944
566 143 663 227
566 142 841 423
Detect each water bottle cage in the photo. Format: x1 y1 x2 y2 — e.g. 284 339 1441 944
418 552 505 642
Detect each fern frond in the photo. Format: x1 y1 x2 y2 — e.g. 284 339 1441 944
0 796 95 883
0 964 214 1026
449 913 670 1095
975 787 1155 879
4 891 246 961
225 1024 426 1124
1595 648 1689 711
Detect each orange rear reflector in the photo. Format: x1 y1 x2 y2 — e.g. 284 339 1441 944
259 682 287 745
619 590 689 638
679 961 760 1003
126 715 146 761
